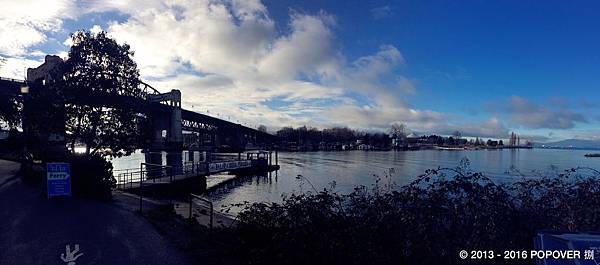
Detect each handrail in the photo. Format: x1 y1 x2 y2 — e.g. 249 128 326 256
114 157 255 189
141 162 171 168
190 193 213 230
113 167 138 172
0 76 26 83
115 161 208 188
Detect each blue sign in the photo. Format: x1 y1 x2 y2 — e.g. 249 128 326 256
47 163 71 198
534 232 600 264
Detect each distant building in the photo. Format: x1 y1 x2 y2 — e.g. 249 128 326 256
357 144 372 150
487 139 499 146
405 133 419 144
391 138 400 147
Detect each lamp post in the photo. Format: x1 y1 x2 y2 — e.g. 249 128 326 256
20 84 29 162
20 85 29 94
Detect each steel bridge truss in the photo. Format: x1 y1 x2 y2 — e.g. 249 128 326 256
181 119 218 133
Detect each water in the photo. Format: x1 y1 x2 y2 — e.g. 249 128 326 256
111 149 600 213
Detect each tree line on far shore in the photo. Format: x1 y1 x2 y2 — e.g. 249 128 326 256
274 124 509 151
276 126 391 149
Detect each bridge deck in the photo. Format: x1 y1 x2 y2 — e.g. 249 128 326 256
0 75 277 142
0 77 26 95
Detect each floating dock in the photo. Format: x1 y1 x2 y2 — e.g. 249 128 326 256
114 151 279 194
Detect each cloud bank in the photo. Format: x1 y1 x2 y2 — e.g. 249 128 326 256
1 0 592 141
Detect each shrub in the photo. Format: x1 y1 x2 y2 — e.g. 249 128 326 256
68 153 115 200
216 160 600 265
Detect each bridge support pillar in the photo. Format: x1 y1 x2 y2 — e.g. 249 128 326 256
144 151 163 178
169 97 182 144
166 152 183 175
148 89 183 151
188 150 195 162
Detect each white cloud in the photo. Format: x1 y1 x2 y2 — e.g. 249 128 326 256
324 103 445 132
0 56 43 79
101 1 349 127
0 0 518 138
370 5 392 19
90 25 103 34
398 76 416 95
0 0 77 56
503 96 587 129
79 0 165 15
101 0 478 133
258 13 338 81
106 0 275 78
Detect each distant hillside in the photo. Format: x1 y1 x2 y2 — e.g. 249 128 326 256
537 139 600 150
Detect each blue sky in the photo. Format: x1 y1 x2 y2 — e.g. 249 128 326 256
1 0 599 142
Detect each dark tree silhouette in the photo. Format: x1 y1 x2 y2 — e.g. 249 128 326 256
257 124 267 133
0 58 20 129
59 30 148 157
0 95 20 129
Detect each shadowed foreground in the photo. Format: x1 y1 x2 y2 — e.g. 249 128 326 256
0 160 192 265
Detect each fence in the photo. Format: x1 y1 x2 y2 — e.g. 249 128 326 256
114 158 259 189
187 193 239 230
189 193 214 230
115 162 210 189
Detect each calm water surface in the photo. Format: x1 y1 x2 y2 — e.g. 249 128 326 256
112 149 600 213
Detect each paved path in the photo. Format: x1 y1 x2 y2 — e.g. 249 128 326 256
0 160 193 265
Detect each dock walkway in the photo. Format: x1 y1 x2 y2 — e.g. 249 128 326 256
115 159 254 190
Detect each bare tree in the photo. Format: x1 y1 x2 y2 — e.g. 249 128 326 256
390 123 407 139
452 130 462 139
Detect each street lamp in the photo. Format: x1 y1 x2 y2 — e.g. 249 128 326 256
20 85 29 94
20 84 30 163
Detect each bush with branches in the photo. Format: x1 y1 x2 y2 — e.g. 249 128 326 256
212 160 600 265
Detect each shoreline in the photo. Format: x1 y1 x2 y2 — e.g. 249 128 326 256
275 146 599 153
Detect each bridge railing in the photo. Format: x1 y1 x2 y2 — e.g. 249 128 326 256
0 77 26 83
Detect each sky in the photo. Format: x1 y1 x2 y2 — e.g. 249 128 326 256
1 0 600 142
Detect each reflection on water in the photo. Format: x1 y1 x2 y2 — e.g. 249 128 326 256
111 148 600 214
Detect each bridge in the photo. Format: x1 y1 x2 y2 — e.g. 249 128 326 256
0 55 277 156
0 77 26 95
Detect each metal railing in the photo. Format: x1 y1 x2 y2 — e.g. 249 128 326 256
115 162 202 189
139 163 172 212
0 76 26 83
189 193 214 230
114 157 259 189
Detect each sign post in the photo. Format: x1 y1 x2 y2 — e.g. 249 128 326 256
47 162 71 198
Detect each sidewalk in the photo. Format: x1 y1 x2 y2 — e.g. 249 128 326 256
0 160 194 265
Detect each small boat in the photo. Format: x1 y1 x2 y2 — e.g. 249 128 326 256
584 153 600 157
